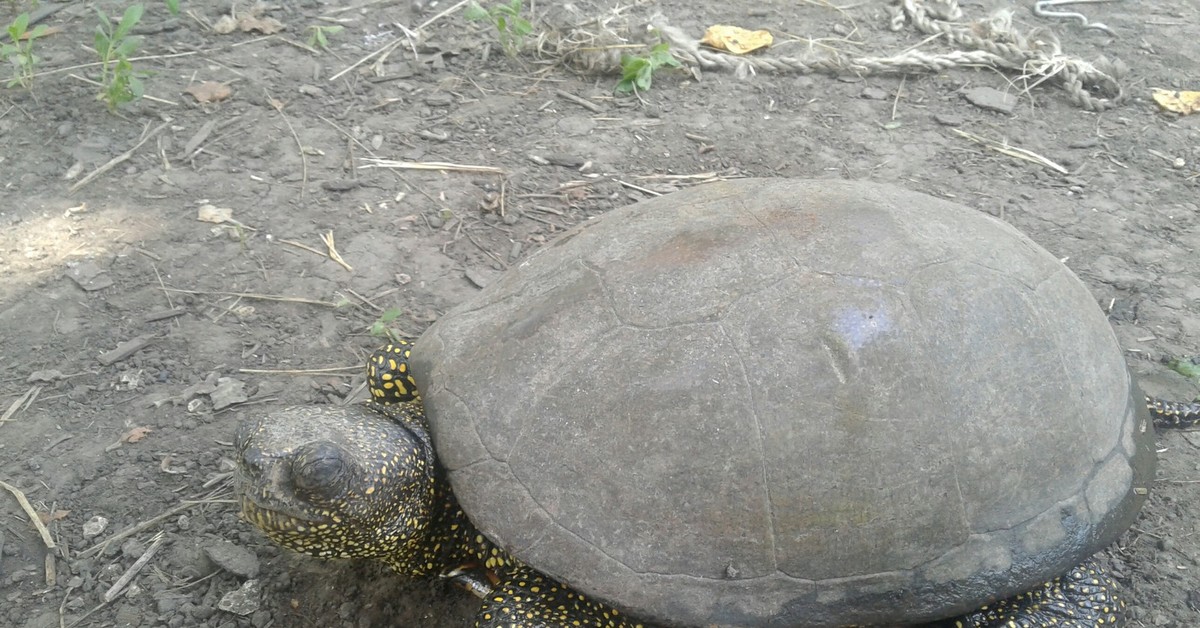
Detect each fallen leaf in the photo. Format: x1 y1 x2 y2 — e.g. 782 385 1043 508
185 81 233 103
700 25 773 55
19 25 62 40
122 426 153 443
37 510 70 525
238 15 285 34
1152 88 1200 115
212 14 238 34
197 204 233 224
212 12 286 35
160 456 187 474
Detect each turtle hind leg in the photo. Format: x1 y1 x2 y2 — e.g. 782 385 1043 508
458 564 646 628
1148 395 1200 428
936 557 1125 627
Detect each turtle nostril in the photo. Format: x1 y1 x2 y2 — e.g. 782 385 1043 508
239 447 267 479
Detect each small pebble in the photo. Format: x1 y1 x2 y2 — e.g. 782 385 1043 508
204 541 261 579
82 516 109 539
860 87 889 100
933 113 964 126
962 86 1017 114
424 93 453 107
218 579 262 616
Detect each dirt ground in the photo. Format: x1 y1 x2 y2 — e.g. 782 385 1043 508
1 0 1199 626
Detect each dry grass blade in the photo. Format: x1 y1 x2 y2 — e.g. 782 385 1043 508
634 172 721 181
320 231 353 271
238 365 359 375
951 129 1069 174
1 385 40 425
77 491 231 560
281 237 352 271
329 0 468 81
103 532 165 602
359 158 505 174
69 122 171 193
160 288 341 308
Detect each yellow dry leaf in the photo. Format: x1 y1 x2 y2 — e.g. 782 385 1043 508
38 510 70 525
1152 89 1200 115
122 426 153 443
185 81 233 103
197 204 233 224
212 12 285 35
238 15 285 34
700 25 773 55
213 14 238 34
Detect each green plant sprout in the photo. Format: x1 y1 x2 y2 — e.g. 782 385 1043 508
1169 357 1200 382
306 24 343 51
616 42 682 94
2 12 49 89
370 307 407 343
464 0 532 58
94 4 147 110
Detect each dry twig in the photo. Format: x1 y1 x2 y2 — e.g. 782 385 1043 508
70 122 170 193
0 479 56 548
103 532 165 602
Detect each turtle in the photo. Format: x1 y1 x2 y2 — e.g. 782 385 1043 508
235 178 1200 627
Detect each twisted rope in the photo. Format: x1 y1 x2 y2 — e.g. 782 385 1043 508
541 0 1124 111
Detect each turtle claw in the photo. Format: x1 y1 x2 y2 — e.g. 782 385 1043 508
444 563 499 599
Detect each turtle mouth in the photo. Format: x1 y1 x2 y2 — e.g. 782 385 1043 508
239 491 332 534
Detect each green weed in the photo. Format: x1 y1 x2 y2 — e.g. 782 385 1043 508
306 24 343 51
1169 358 1200 382
94 4 147 110
464 0 531 58
616 42 681 94
1 12 49 89
369 307 407 343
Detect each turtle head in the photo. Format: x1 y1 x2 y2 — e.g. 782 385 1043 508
235 403 438 565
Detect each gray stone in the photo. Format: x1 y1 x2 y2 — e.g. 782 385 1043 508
203 540 261 578
962 86 1018 113
217 579 261 616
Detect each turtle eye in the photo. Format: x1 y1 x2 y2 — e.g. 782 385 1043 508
292 442 349 497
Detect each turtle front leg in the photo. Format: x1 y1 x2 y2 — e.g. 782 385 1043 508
448 563 648 628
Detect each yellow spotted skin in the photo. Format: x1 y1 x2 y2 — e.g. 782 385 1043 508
239 344 1197 628
367 342 421 405
924 558 1124 627
1147 396 1200 428
236 342 645 628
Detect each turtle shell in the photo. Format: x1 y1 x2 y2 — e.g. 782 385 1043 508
411 179 1154 627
